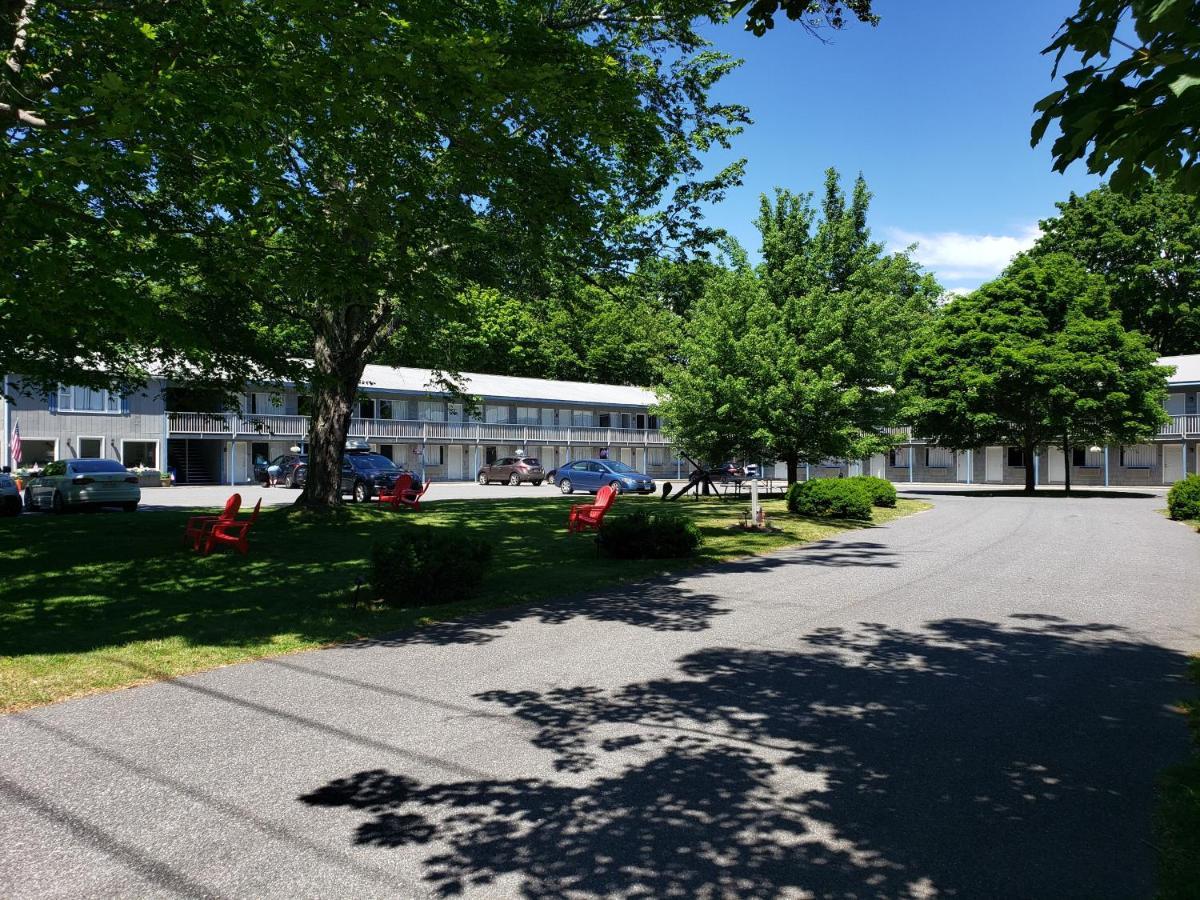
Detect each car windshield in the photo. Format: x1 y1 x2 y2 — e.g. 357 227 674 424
70 460 127 473
604 461 636 473
347 453 398 470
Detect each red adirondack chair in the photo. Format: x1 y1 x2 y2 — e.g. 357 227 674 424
568 484 617 533
202 497 262 556
376 473 414 507
185 493 241 550
397 478 431 511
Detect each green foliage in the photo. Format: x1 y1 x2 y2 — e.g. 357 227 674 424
1155 657 1200 899
785 478 873 520
1032 0 1200 196
849 475 896 508
657 170 940 478
1167 474 1200 521
371 530 492 607
1034 180 1200 354
738 1 879 35
902 252 1170 490
599 509 703 559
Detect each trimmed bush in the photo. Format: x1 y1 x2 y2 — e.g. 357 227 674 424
785 478 873 520
371 529 491 606
1167 474 1200 521
849 474 897 508
599 509 702 559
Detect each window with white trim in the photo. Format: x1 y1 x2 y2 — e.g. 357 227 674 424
1119 444 1154 469
571 410 593 427
515 406 540 425
122 441 157 469
77 437 103 459
57 385 122 413
1071 447 1103 468
888 448 909 468
925 446 954 468
417 401 444 422
485 404 510 424
1187 392 1198 415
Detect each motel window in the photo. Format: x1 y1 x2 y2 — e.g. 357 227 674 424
417 401 444 422
648 415 659 429
1071 447 1103 468
122 441 157 469
598 413 612 428
77 437 103 459
1119 444 1154 469
888 448 908 468
56 385 123 414
248 392 284 415
925 446 954 468
1188 393 1198 415
1006 447 1025 468
297 394 312 416
515 406 540 425
571 410 593 427
356 399 375 420
485 405 511 424
635 414 647 430
377 400 394 420
648 448 667 467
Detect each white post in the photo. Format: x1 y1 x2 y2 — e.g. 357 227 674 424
1 374 9 469
750 470 761 528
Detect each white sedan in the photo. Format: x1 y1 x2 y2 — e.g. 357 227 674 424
23 459 140 513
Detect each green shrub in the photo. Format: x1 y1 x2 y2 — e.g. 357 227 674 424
849 475 897 508
1168 474 1200 521
1156 658 1200 898
785 478 873 520
599 509 702 559
371 529 491 606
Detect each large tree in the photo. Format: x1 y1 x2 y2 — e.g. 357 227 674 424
1033 179 1200 355
1032 0 1200 196
658 170 939 482
4 1 884 507
902 252 1169 493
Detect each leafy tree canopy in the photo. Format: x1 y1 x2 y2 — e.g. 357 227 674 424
902 252 1169 492
1032 0 1200 195
1033 178 1200 355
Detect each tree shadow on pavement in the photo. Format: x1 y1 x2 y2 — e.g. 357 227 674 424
300 614 1192 898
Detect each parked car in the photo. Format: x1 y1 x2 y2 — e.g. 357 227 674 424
256 453 306 487
0 472 21 516
708 461 745 481
294 448 419 502
477 456 545 486
22 459 140 513
555 459 655 495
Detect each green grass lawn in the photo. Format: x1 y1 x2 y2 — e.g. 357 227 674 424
0 493 929 712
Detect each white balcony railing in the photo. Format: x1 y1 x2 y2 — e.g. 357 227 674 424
167 412 671 445
882 414 1200 444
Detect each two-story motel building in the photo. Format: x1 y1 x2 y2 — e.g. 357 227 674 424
3 355 1199 488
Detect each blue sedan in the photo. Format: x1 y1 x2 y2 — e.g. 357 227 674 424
555 459 655 495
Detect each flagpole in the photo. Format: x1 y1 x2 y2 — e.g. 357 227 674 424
2 374 9 470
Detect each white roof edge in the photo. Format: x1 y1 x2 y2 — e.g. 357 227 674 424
1158 354 1200 386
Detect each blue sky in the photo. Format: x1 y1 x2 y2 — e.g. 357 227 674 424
696 0 1103 293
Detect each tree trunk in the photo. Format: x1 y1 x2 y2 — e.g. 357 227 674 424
1024 442 1036 494
785 455 798 485
296 332 369 509
1062 434 1071 496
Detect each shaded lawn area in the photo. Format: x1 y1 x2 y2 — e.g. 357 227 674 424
0 494 928 712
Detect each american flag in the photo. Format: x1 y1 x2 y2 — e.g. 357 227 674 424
10 420 20 468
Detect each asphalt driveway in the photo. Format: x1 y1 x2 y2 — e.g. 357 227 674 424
2 491 1197 898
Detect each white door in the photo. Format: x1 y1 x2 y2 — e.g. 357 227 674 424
1047 447 1065 483
956 451 969 483
985 446 1003 483
1163 444 1183 483
447 445 464 480
869 454 885 478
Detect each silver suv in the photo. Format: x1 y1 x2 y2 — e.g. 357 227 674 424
477 457 545 486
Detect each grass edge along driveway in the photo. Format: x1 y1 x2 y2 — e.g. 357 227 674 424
0 495 930 713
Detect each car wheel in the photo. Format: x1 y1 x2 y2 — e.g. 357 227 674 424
609 480 623 494
23 489 34 512
286 472 297 488
51 490 65 514
477 472 488 485
560 478 573 495
353 481 370 503
122 501 138 513
531 480 542 487
508 473 521 487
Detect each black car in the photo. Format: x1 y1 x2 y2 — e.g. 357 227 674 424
256 453 306 487
294 450 419 502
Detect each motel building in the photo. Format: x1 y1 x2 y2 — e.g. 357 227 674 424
2 354 1198 488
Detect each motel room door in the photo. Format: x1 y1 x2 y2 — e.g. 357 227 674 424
1047 447 1066 483
984 446 1003 483
1163 444 1183 483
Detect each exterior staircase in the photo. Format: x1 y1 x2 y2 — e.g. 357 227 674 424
168 440 218 485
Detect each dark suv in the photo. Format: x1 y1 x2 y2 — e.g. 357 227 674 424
477 457 544 486
294 450 419 502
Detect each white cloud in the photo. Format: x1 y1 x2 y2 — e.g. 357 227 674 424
885 225 1041 290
